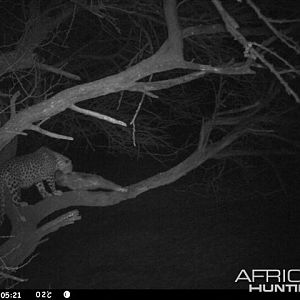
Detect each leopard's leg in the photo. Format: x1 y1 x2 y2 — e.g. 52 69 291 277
35 181 52 198
13 205 27 222
0 185 5 225
8 180 28 208
46 175 63 196
11 189 27 222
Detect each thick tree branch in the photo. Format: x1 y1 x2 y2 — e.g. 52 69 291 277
0 107 262 275
0 0 260 151
164 0 183 58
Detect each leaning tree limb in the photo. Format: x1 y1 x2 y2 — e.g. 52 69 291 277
0 111 257 282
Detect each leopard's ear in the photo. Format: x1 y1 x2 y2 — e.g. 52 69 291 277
36 146 49 153
34 147 48 156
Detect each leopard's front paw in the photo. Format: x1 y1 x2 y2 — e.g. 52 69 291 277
18 201 29 207
52 190 63 196
40 191 53 198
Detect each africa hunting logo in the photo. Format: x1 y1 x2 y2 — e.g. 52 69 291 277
235 269 300 292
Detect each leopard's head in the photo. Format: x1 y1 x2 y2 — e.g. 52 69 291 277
56 156 73 174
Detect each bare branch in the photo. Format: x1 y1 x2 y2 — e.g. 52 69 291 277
70 104 127 127
212 0 299 103
29 125 74 140
246 0 300 54
164 0 183 58
38 63 81 81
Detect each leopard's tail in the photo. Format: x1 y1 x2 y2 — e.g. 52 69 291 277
0 183 5 226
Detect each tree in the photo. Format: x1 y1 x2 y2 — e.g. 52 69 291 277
0 0 299 286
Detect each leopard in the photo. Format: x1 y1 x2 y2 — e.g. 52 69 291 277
0 146 73 224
